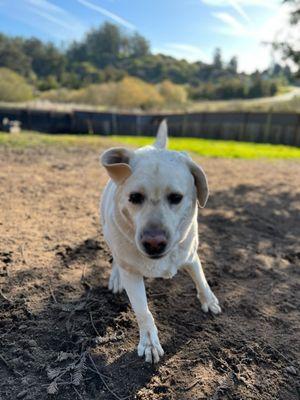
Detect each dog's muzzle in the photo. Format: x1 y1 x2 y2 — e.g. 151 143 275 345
140 228 168 258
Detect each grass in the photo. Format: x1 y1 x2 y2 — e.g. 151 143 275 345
0 130 300 159
111 136 300 159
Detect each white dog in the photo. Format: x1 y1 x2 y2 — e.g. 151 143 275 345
100 120 221 363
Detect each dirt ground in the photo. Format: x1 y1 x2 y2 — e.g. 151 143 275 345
0 143 299 400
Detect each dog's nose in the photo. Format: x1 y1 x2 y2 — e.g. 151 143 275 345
141 230 167 257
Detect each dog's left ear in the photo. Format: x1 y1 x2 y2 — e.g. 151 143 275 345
100 147 133 184
154 119 168 149
187 160 209 208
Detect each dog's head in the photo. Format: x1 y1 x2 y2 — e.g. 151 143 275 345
101 120 208 259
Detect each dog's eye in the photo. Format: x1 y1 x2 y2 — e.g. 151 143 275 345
129 192 145 205
167 193 183 205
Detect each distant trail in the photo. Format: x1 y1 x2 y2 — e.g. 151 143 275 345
245 86 300 104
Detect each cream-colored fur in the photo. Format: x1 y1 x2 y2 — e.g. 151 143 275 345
100 120 221 363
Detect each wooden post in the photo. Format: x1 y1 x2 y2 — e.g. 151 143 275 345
182 113 188 137
111 113 117 135
264 110 272 143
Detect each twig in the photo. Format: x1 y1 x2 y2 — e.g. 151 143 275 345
0 354 22 376
183 379 201 391
81 265 87 280
0 289 12 303
207 348 232 373
88 353 125 400
263 343 297 366
73 385 84 400
49 284 57 303
20 244 27 265
89 312 101 337
86 366 110 379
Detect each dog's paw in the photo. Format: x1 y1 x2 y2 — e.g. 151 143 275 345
108 266 123 294
138 329 164 363
199 290 221 315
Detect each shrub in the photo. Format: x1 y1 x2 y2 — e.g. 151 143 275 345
158 80 187 104
112 77 163 109
0 68 33 102
41 76 164 109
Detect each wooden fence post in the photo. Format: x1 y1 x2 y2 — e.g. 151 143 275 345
264 111 272 143
182 113 188 137
111 113 117 134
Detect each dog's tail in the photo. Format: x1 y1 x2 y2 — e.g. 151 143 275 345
154 119 168 149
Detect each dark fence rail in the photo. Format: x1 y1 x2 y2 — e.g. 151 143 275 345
1 107 300 146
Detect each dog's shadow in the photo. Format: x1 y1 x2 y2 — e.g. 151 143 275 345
22 181 299 399
50 236 214 399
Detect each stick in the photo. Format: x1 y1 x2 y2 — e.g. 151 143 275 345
88 354 125 400
73 385 84 400
49 284 57 303
20 244 27 265
89 312 101 337
0 289 12 303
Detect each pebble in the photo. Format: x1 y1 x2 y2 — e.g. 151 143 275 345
17 390 27 399
285 366 297 375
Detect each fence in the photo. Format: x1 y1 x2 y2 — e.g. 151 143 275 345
0 107 300 146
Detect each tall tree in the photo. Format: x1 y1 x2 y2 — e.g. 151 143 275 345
129 33 150 57
228 56 238 74
0 34 31 77
213 48 223 70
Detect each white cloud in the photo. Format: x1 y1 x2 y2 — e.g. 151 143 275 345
153 43 210 63
77 0 136 30
202 0 279 9
212 12 250 36
227 0 250 22
24 0 86 38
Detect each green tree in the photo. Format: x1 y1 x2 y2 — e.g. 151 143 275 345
0 34 31 77
228 56 238 74
23 38 66 80
129 33 150 57
213 48 223 70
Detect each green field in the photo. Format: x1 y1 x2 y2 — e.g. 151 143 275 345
113 136 300 159
1 131 300 159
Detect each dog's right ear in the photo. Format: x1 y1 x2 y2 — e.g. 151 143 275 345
100 147 133 184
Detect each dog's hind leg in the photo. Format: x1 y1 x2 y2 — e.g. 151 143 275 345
108 261 124 294
185 255 221 315
119 268 164 363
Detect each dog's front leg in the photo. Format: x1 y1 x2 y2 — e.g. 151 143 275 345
119 268 164 363
185 255 221 314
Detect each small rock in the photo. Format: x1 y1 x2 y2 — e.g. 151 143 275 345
17 390 27 399
27 340 37 348
285 366 297 375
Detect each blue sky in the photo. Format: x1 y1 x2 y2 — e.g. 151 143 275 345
0 0 292 72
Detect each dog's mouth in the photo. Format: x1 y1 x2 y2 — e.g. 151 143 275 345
138 247 170 260
148 254 166 260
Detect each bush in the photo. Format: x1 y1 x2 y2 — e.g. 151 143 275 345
41 76 164 109
158 80 187 105
111 77 163 109
0 68 33 102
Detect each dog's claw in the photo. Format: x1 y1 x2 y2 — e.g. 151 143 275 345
199 290 221 315
138 330 164 363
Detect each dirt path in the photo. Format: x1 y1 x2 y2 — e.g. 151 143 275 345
0 144 299 400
